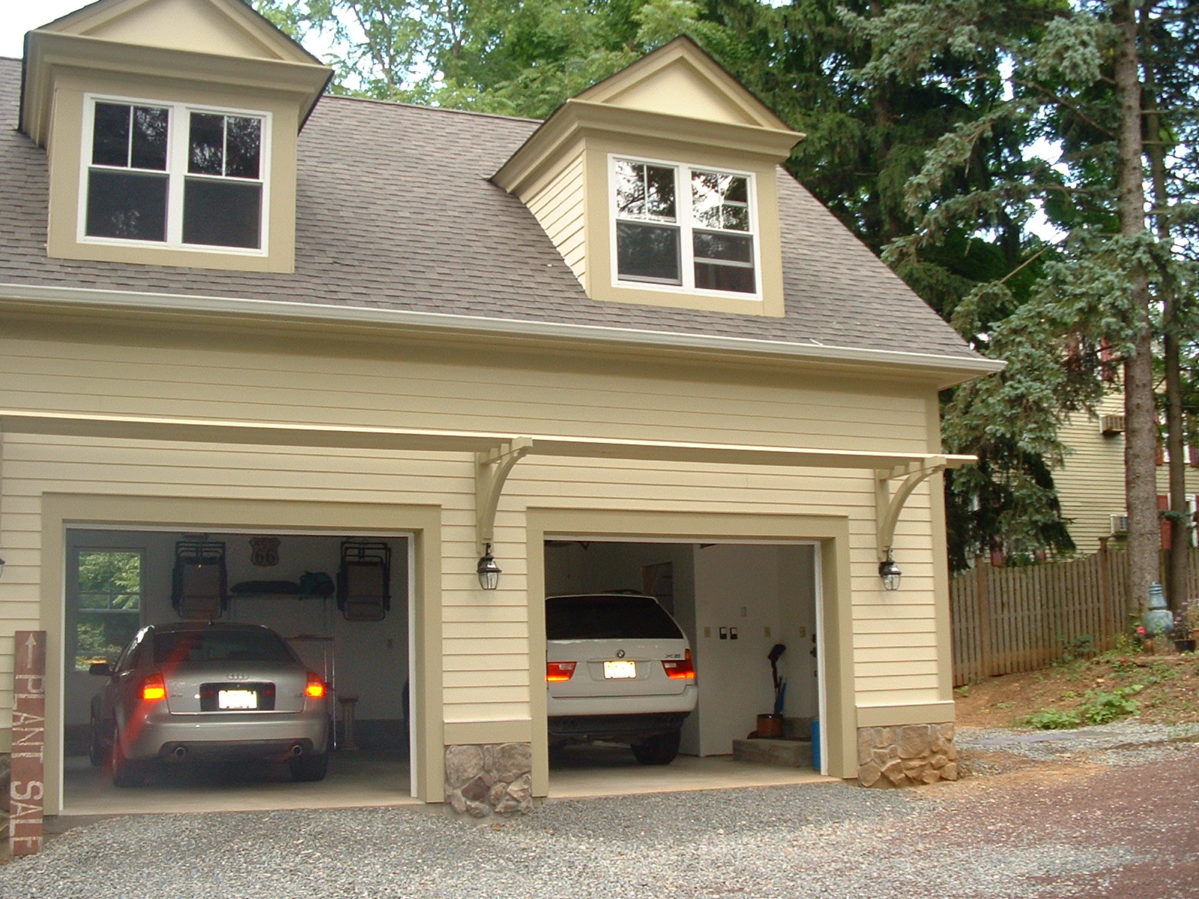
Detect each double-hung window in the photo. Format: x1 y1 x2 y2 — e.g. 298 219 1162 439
613 158 757 295
84 97 267 250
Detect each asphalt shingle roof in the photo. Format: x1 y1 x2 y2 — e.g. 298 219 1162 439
0 57 978 362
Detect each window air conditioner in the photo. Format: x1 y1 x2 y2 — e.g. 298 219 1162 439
1100 414 1125 435
1110 514 1129 534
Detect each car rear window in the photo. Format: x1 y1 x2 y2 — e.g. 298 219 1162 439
546 594 683 640
152 629 295 665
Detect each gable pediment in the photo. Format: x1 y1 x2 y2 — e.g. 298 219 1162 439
34 0 314 63
575 37 790 132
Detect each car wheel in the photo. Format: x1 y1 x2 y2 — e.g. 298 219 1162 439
87 716 107 768
111 727 144 788
631 730 680 765
289 749 329 782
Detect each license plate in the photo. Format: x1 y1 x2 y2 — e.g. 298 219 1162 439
603 659 636 679
218 689 258 710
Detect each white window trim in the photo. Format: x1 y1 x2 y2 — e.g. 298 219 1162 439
609 153 763 301
77 93 272 256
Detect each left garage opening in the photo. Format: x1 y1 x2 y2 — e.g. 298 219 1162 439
62 526 413 813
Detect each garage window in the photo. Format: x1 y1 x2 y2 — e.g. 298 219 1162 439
74 549 142 671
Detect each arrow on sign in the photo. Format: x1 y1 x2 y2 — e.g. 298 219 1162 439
25 632 39 667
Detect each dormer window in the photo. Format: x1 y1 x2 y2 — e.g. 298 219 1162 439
83 97 267 251
613 157 757 296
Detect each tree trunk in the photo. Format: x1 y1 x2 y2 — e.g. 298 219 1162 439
1142 15 1189 612
1114 0 1157 620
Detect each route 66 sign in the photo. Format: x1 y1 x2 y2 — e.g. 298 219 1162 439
250 537 280 567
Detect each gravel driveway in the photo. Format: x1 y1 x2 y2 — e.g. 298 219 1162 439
3 723 1197 898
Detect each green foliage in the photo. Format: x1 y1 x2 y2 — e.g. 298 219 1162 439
1056 633 1095 665
1081 684 1143 725
1020 707 1081 729
1019 684 1143 729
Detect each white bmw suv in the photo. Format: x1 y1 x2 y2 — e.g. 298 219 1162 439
545 592 697 764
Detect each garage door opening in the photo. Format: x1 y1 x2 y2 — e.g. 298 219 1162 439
62 526 415 814
543 538 824 792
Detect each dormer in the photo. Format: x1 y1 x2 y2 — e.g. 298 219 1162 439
494 37 802 317
20 0 330 273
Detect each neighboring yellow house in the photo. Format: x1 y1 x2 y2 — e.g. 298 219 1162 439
0 0 1000 818
1055 392 1199 554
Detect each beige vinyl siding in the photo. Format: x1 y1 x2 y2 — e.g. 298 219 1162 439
523 151 587 284
1054 393 1129 552
1056 391 1199 553
0 320 945 733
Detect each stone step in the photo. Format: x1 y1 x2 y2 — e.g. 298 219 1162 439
732 737 813 768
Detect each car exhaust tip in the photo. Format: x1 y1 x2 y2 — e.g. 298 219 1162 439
172 746 187 760
290 744 304 757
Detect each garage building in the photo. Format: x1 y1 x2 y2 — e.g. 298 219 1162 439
0 0 1001 820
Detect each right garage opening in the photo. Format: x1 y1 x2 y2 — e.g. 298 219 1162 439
543 539 822 770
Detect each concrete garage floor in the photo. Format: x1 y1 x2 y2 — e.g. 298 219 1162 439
60 745 829 817
62 750 420 816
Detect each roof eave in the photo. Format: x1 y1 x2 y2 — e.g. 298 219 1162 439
0 282 1004 389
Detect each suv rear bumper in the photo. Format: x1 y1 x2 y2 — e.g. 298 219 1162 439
548 711 690 742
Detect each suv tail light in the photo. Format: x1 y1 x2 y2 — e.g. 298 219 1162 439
141 673 168 702
546 661 577 682
305 672 327 699
662 649 695 680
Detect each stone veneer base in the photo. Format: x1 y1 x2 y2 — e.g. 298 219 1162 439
444 742 533 817
857 722 959 787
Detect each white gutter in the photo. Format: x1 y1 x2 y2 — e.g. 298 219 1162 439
0 282 1005 381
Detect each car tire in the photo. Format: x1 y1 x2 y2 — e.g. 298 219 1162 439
111 727 144 788
87 716 107 768
631 730 680 765
289 749 329 782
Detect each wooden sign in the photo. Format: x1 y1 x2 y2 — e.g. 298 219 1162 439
10 630 47 856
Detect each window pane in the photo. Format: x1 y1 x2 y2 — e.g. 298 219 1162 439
183 178 262 248
92 103 130 167
615 160 646 217
692 171 749 231
86 170 167 241
694 230 754 263
130 106 169 170
225 116 262 179
78 612 140 668
695 262 755 293
547 595 683 640
617 221 680 282
152 629 293 666
615 160 675 220
644 165 675 218
75 551 141 670
189 112 225 175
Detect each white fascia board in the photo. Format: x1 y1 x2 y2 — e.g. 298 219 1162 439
0 282 1005 383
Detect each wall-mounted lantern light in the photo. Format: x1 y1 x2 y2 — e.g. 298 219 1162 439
476 544 501 591
878 551 901 591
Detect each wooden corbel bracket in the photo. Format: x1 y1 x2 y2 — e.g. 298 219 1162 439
476 438 534 551
875 455 948 556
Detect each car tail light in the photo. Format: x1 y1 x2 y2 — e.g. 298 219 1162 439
141 673 167 702
305 672 327 699
546 661 577 682
662 649 696 680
